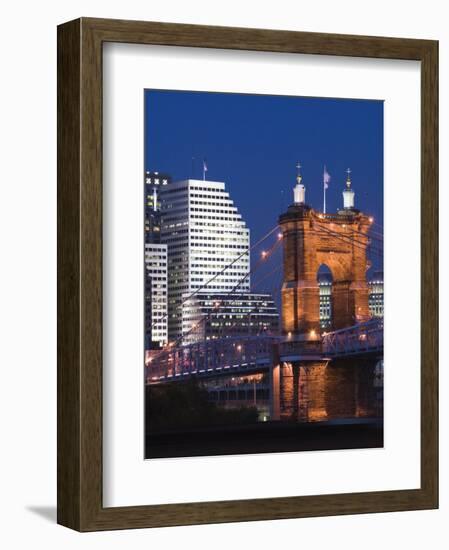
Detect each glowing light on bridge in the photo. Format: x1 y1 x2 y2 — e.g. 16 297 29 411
261 250 267 259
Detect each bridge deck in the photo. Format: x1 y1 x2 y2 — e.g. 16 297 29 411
146 320 383 384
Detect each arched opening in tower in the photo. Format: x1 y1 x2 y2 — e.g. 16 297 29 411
317 264 333 331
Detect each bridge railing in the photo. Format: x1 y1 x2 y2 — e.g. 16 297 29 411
322 318 383 357
146 335 278 383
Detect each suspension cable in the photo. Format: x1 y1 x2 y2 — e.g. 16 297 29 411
147 223 280 331
314 224 383 256
150 235 283 362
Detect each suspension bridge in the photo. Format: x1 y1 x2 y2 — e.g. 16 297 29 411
145 182 384 422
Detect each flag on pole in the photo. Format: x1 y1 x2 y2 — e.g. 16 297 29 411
323 165 331 214
323 165 331 189
203 158 208 175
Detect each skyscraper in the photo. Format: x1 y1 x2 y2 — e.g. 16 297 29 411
160 179 250 341
144 171 170 348
318 272 332 329
368 270 384 318
144 170 171 244
144 244 168 347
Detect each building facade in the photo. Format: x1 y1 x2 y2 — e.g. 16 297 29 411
318 272 332 329
144 171 170 348
182 292 279 344
368 270 384 318
145 170 171 244
145 243 168 347
160 179 250 341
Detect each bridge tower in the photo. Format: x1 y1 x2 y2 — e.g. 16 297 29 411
279 166 372 337
274 165 373 422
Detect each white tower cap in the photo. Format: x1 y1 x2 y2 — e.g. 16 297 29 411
293 162 306 205
342 168 355 209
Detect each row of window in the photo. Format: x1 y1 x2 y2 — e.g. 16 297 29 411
190 221 246 229
190 204 237 213
145 269 167 275
189 192 229 199
190 229 248 237
144 258 167 264
184 312 278 319
187 186 225 192
190 243 247 249
191 233 247 239
190 198 233 205
190 215 243 222
191 262 249 268
190 268 249 275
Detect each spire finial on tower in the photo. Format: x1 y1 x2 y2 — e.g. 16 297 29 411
293 161 305 205
342 167 355 210
296 161 302 184
346 167 352 188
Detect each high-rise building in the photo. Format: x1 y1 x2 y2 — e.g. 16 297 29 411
144 244 168 347
318 272 332 329
144 171 170 348
160 179 250 341
145 171 171 244
182 292 279 344
368 270 384 318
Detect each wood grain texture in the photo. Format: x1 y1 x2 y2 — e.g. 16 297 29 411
420 40 439 505
57 17 439 532
57 18 81 531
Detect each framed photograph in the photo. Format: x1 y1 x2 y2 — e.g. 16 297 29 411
57 17 438 531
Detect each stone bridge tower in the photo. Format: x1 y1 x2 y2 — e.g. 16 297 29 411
279 166 372 338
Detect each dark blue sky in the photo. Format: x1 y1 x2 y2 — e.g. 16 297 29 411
144 90 383 292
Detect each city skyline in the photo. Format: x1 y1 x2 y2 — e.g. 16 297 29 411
144 90 384 457
145 90 384 292
144 89 384 236
144 171 383 347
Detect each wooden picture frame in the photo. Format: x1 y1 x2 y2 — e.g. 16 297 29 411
57 17 438 531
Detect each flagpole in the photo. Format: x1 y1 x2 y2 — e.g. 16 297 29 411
323 165 330 214
323 165 326 214
323 181 326 214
